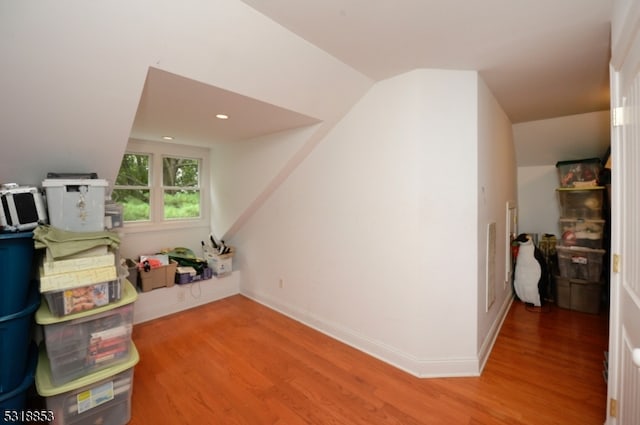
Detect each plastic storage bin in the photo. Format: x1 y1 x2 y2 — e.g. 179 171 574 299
36 343 139 425
124 259 139 288
42 178 108 232
557 187 605 219
556 275 604 314
557 245 606 281
35 281 137 387
205 252 233 277
0 231 36 316
0 343 38 420
559 218 605 249
44 278 122 317
175 266 213 284
104 202 123 229
556 158 602 188
0 287 40 393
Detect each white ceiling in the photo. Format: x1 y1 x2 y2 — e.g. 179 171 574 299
130 0 612 144
130 68 321 145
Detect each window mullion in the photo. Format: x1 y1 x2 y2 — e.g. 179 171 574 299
152 152 164 221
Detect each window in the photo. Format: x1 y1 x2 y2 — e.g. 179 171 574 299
162 157 200 219
113 140 209 229
114 153 151 221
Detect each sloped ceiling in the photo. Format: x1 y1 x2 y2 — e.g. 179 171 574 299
239 0 612 124
130 0 612 155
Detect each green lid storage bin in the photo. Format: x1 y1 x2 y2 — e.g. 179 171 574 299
36 342 139 425
35 280 137 387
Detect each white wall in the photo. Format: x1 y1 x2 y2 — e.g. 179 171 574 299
476 77 517 369
233 69 502 377
517 165 560 237
210 124 322 239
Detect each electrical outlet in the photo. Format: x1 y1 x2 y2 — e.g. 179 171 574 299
279 278 284 288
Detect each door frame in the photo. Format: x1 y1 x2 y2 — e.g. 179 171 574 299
606 0 640 423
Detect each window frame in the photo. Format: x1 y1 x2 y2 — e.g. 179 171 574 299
114 139 210 233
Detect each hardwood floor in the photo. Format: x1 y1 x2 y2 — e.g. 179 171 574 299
129 295 609 425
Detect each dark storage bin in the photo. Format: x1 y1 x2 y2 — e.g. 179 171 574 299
557 245 606 281
556 158 602 188
556 275 604 314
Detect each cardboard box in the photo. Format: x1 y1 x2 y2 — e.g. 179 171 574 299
139 260 177 292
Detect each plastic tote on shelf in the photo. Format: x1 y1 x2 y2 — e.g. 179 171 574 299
0 287 40 393
0 231 35 316
35 342 139 425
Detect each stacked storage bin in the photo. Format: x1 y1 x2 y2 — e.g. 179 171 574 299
0 232 39 419
34 176 138 425
555 159 607 314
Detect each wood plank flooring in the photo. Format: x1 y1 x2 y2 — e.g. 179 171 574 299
129 295 609 425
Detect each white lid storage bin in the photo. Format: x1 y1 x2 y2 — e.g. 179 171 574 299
42 179 108 232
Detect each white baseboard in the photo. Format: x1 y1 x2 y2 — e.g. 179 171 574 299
241 288 485 378
478 293 514 373
133 271 240 324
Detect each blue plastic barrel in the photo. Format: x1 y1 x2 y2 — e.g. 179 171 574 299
0 287 39 393
0 343 37 425
0 231 35 316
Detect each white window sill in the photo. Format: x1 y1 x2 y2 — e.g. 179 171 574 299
116 218 210 235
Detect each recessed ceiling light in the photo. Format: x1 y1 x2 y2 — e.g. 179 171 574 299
162 136 174 140
216 114 229 120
